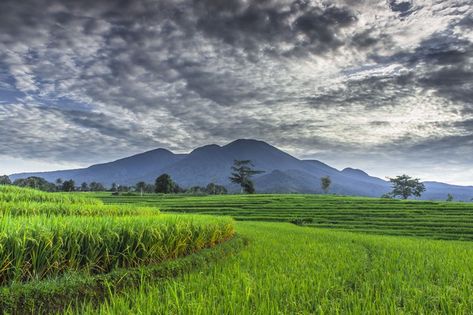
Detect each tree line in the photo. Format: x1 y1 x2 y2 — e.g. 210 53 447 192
0 162 468 201
0 174 227 195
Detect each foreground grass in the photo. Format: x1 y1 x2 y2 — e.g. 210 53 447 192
73 221 473 314
93 193 473 241
0 214 234 286
0 186 237 313
0 236 247 314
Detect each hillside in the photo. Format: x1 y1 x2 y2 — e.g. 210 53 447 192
9 139 473 200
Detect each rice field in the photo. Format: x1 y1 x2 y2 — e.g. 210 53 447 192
4 187 473 314
0 186 235 313
73 222 473 314
93 193 473 241
0 185 100 204
0 215 234 286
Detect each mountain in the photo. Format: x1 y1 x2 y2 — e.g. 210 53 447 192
9 139 473 201
10 148 185 186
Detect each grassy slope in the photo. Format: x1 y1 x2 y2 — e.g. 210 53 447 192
74 221 473 314
92 193 473 241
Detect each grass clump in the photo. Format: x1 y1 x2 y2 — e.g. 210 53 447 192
0 235 247 315
0 185 101 204
0 201 158 216
0 214 234 286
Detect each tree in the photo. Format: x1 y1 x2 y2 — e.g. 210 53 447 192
13 176 56 191
446 193 454 202
206 183 227 195
187 186 206 195
144 184 155 193
80 182 89 191
388 174 425 199
321 176 331 194
135 181 146 196
0 175 11 185
173 184 184 194
89 182 105 191
229 160 264 194
118 185 130 192
155 174 176 194
111 183 118 192
61 179 75 192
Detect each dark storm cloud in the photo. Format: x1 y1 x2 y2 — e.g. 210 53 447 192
192 0 357 58
388 0 415 17
376 28 473 107
304 71 416 110
0 0 473 183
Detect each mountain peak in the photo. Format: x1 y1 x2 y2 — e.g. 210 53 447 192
224 139 271 148
341 167 369 177
190 144 221 154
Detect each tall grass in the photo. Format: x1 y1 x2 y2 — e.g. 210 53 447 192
0 185 101 204
0 201 158 216
73 222 473 314
0 215 234 286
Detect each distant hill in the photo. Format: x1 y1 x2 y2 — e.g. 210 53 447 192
9 139 473 201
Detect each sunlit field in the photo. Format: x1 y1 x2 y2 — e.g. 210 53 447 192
74 221 473 314
3 187 473 314
0 186 235 313
94 193 473 241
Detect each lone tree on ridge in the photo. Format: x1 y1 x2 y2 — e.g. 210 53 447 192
229 160 264 194
388 174 425 199
321 176 331 194
155 174 176 194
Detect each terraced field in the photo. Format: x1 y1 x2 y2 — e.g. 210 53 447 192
93 193 473 241
74 221 473 314
0 186 236 314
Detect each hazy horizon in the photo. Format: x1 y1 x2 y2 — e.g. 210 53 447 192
0 0 472 185
1 139 472 186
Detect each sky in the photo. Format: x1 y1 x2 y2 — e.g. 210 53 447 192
0 0 472 185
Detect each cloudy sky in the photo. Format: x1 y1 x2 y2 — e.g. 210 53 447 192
0 0 472 184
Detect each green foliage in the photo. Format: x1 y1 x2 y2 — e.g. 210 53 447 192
155 174 176 194
135 181 147 196
80 182 89 191
187 183 228 195
320 176 331 193
0 175 11 185
12 176 57 192
205 183 227 195
89 182 105 192
61 179 75 192
229 160 264 194
447 193 454 202
388 174 426 199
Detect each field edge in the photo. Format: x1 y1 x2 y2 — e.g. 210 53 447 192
0 235 248 315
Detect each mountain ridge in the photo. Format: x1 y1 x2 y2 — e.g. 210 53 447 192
9 139 473 201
